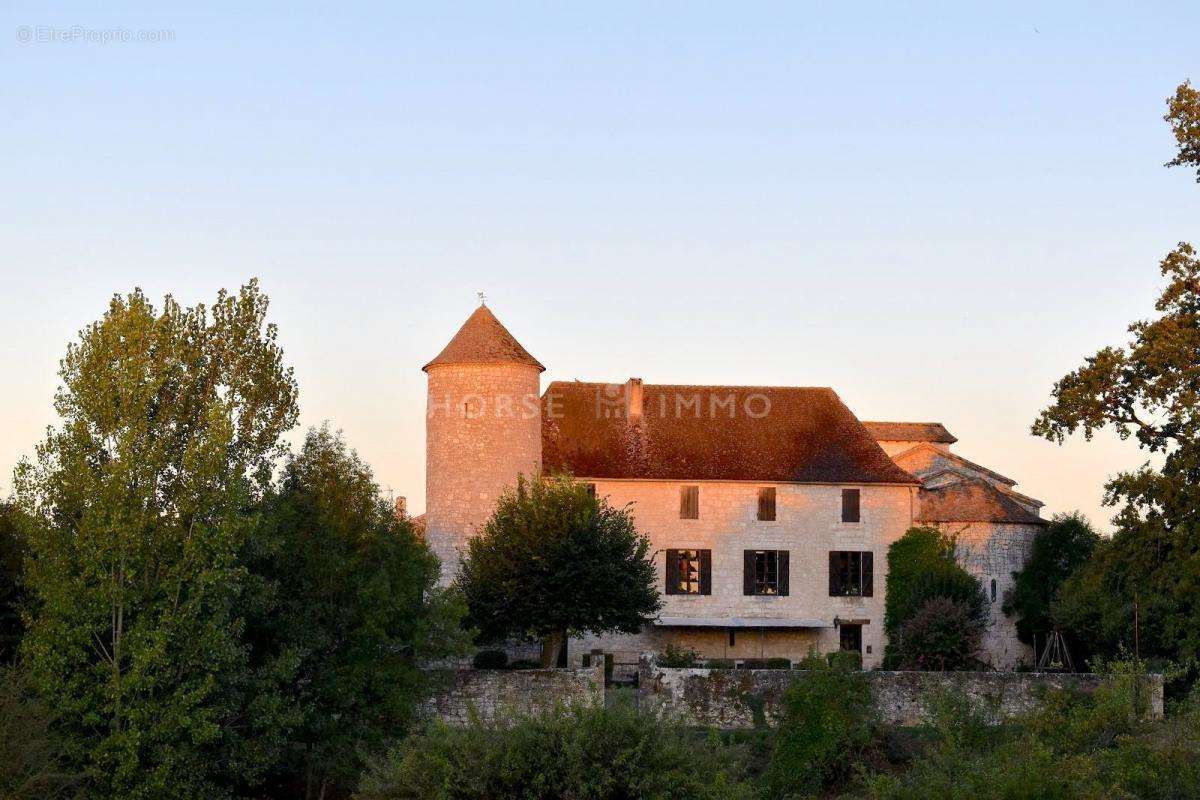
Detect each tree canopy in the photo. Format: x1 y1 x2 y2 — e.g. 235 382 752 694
14 282 300 799
458 474 661 666
248 426 469 800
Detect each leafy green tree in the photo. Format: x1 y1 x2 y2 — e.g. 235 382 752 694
883 527 986 669
458 474 661 666
1002 513 1100 657
13 282 299 799
0 502 28 664
892 597 985 671
1166 80 1200 180
248 426 469 800
1033 83 1200 669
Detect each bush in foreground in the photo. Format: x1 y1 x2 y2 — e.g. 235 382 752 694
355 700 754 800
765 651 875 798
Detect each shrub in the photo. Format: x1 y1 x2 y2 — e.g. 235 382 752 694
355 700 754 800
884 527 986 668
657 642 701 668
471 650 508 670
507 658 541 670
704 658 736 669
737 658 791 670
764 651 875 797
891 597 986 671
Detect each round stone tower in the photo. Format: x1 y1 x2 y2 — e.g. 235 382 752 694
424 304 544 585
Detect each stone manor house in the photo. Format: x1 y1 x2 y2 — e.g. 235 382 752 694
422 305 1046 670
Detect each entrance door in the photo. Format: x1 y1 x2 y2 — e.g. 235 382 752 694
839 623 862 654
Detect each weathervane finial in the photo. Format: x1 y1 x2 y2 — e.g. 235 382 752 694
477 291 486 307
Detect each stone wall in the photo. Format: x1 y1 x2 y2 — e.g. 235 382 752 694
573 479 918 669
638 661 1164 728
421 664 605 726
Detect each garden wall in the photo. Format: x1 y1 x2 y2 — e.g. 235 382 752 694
421 663 605 726
638 661 1164 728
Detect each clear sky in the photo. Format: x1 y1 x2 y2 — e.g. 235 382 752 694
2 2 1197 528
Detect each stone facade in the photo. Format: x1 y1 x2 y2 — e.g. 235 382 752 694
637 661 1164 728
571 480 917 669
420 664 605 726
422 306 1048 668
425 362 541 585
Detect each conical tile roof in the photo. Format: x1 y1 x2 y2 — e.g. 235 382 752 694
423 305 544 372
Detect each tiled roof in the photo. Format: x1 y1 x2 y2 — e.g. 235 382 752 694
917 478 1046 525
541 382 920 484
892 443 1017 487
862 421 957 444
423 305 545 372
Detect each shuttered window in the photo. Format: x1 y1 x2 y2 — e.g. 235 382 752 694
743 550 789 596
841 488 861 523
828 551 873 597
665 549 711 595
757 487 776 521
585 483 597 498
680 485 699 519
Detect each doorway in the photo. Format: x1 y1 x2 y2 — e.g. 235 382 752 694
839 623 862 654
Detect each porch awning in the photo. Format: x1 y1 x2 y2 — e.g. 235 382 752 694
653 616 831 629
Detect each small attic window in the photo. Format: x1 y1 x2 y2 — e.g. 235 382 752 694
680 486 699 519
841 489 861 523
757 487 776 521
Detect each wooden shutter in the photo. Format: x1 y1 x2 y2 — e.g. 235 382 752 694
680 486 699 519
665 550 680 595
862 551 873 597
777 550 789 596
757 487 776 521
743 550 755 595
841 489 860 523
828 551 841 596
700 550 712 595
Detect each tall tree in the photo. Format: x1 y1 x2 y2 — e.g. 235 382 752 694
14 282 299 799
458 474 661 666
1002 513 1100 658
1033 82 1200 666
249 426 469 800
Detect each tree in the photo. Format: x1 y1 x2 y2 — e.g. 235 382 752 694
883 527 987 669
13 282 299 799
1166 80 1200 181
0 502 28 664
1002 513 1100 659
892 597 985 671
458 474 661 666
248 426 469 800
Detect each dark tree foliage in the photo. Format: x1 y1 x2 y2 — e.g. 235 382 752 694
1166 80 1200 181
248 426 469 800
892 597 985 672
0 503 28 664
458 474 661 666
0 666 82 800
883 527 986 669
1002 513 1100 658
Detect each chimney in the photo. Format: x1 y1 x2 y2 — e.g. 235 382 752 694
626 378 644 424
394 496 407 519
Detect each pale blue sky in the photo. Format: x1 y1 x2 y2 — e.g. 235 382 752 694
2 2 1197 527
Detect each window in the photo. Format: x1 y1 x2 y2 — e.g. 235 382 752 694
680 485 699 519
990 578 997 603
828 551 874 597
841 488 861 523
757 487 776 521
743 550 789 596
584 482 597 499
728 628 736 647
665 549 710 595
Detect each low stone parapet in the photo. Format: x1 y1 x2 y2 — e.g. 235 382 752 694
421 663 606 726
637 659 1164 728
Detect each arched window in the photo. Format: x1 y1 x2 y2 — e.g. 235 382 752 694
990 578 997 603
